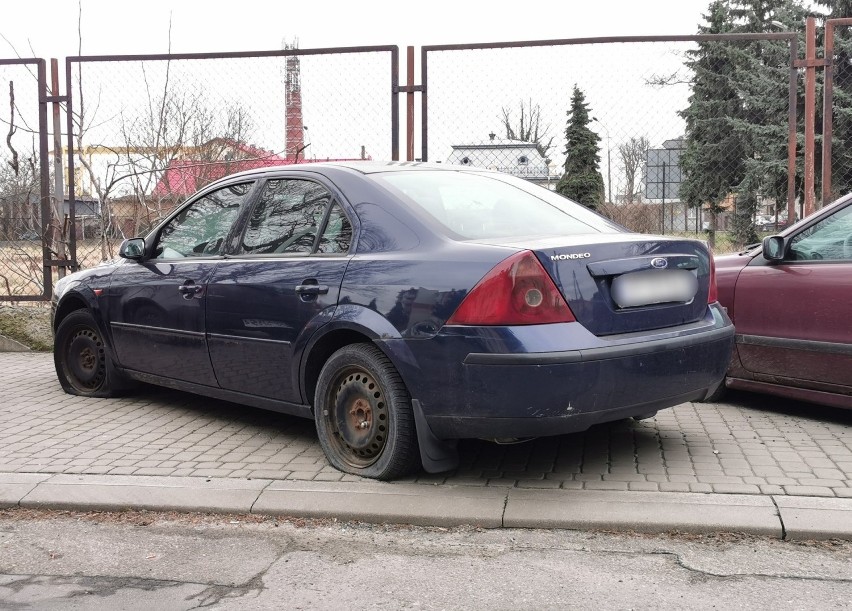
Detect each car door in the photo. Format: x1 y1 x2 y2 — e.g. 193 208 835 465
107 181 257 386
206 177 354 403
733 201 852 390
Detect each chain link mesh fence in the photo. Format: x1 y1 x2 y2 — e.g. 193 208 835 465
826 25 852 204
0 60 47 298
423 36 798 253
0 35 829 299
67 48 397 267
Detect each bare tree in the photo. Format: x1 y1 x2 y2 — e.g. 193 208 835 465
618 136 650 204
499 99 554 158
70 3 258 261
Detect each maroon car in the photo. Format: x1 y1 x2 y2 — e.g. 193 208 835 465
711 194 852 409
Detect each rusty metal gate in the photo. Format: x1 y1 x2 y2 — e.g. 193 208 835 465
63 45 400 272
0 58 51 301
10 25 852 302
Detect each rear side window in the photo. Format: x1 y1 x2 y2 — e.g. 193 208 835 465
240 179 331 254
316 203 353 254
372 171 623 239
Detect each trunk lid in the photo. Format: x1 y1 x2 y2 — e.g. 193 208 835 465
475 234 713 336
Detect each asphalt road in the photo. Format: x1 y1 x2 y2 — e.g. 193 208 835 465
1 509 851 610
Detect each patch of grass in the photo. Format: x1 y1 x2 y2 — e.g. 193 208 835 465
0 304 53 351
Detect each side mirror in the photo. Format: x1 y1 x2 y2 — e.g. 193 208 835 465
119 237 146 261
762 235 785 261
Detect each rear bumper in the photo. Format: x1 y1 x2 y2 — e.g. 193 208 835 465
381 305 734 440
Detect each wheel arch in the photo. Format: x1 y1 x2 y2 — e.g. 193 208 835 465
301 328 374 409
299 304 406 409
53 293 90 333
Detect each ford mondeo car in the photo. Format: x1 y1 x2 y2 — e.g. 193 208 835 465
52 162 734 479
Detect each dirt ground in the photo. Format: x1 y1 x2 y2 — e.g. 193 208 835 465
0 303 53 351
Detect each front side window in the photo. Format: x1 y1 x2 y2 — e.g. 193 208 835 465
789 203 852 261
154 182 253 259
240 179 331 254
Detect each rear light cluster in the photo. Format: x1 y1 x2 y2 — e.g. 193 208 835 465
447 251 576 325
707 249 719 304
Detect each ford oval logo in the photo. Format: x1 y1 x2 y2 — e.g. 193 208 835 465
650 257 668 269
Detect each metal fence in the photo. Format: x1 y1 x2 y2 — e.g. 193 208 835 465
822 19 852 205
4 28 852 302
64 46 400 271
0 59 49 300
421 34 798 240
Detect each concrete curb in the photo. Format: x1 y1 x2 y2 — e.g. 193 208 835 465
3 472 852 540
0 334 29 352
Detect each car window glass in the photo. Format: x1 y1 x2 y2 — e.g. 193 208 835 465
241 179 331 254
316 203 353 254
789 204 852 261
154 182 253 259
371 171 622 240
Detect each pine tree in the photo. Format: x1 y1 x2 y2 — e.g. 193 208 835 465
680 0 746 248
727 0 807 246
555 86 605 210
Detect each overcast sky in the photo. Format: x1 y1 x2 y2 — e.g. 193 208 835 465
4 0 718 60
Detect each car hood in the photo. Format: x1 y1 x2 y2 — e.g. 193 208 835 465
54 258 124 301
714 251 753 272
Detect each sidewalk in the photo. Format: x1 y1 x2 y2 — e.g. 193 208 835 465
2 353 851 540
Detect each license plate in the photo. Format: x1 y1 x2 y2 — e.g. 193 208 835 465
610 269 698 308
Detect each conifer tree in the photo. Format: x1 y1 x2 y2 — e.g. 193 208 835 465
680 0 746 247
556 86 604 210
727 0 807 246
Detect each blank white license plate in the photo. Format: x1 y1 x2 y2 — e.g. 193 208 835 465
611 269 698 308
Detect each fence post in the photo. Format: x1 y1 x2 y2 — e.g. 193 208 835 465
804 16 817 217
51 59 66 279
407 46 415 162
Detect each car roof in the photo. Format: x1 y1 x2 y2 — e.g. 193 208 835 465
205 160 490 186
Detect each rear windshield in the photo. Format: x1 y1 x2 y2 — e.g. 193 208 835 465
371 170 624 239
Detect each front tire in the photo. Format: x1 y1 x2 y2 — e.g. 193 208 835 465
54 310 127 397
314 343 420 480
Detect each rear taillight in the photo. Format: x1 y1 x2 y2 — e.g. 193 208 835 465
447 250 576 325
707 251 719 304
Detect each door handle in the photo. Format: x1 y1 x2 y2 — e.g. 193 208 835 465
178 282 203 297
295 284 329 295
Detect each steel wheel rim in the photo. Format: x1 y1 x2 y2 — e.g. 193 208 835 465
64 325 106 392
323 366 389 468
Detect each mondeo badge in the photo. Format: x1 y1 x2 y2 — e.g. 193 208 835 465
650 257 668 269
551 252 591 261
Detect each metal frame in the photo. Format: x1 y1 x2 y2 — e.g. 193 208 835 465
821 18 852 207
0 58 50 301
64 45 400 272
420 33 799 222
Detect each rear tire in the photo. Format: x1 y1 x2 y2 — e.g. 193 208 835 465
314 343 420 480
54 310 131 397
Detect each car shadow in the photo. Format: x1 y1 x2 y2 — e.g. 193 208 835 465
716 389 852 426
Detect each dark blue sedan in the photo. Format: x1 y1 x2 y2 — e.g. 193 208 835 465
52 162 734 479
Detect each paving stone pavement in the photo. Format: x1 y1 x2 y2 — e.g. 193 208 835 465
2 353 851 497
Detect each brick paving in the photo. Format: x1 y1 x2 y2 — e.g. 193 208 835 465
2 353 851 497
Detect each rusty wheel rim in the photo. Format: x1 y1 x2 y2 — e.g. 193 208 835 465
64 326 106 392
324 367 388 469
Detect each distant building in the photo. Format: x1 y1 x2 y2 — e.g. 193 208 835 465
447 134 559 189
